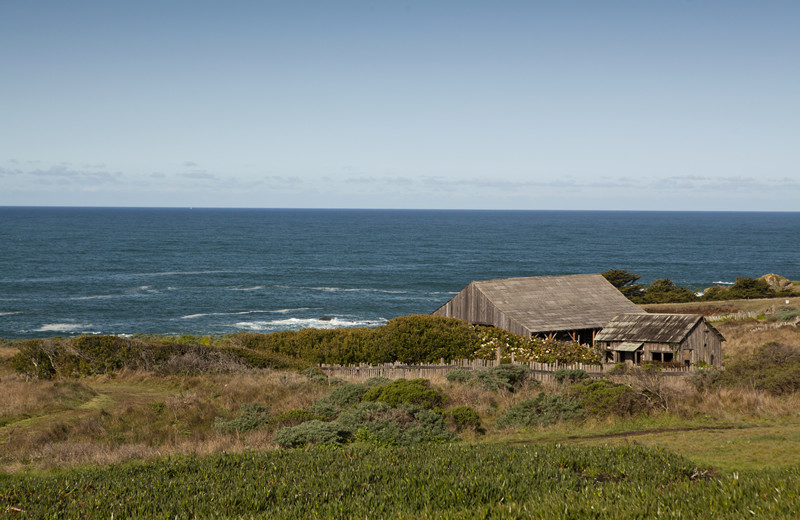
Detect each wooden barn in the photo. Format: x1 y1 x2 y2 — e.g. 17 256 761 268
595 313 724 367
431 274 645 344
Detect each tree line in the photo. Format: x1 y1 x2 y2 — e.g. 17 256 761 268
602 269 794 304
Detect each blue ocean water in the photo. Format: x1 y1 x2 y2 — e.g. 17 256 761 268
1 208 798 339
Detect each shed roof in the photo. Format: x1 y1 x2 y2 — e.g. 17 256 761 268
464 274 645 333
595 313 725 344
614 342 644 352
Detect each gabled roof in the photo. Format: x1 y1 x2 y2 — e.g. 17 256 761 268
595 313 725 343
461 274 644 333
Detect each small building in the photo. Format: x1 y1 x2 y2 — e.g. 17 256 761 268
595 313 724 367
432 274 645 344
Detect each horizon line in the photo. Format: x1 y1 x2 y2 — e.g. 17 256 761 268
0 205 798 214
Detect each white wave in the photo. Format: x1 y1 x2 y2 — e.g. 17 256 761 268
229 286 264 291
0 311 21 316
71 294 120 301
310 286 408 294
272 307 315 314
181 308 317 319
712 281 735 285
181 310 274 319
35 323 92 332
235 317 387 331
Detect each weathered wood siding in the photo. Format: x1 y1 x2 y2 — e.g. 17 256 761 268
604 320 723 367
681 320 723 366
433 282 532 337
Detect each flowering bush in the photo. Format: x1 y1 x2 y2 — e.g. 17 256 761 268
472 327 600 365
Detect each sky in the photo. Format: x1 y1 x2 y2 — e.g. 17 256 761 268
1 1 798 210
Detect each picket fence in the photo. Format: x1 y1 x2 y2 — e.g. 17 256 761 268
319 358 692 383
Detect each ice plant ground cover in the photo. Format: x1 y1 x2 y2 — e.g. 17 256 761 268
2 444 800 518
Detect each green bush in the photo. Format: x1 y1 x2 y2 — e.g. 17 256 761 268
689 367 722 392
718 342 800 395
318 383 370 409
569 379 651 416
472 364 538 392
445 369 473 384
445 365 537 392
272 420 352 448
269 409 328 429
214 404 270 434
364 376 392 387
449 406 481 432
275 402 457 448
497 393 583 428
362 378 448 409
377 315 482 364
340 403 457 446
9 335 306 379
229 315 481 366
772 306 800 323
554 369 589 384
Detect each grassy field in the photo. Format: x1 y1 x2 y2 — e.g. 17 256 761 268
2 299 800 517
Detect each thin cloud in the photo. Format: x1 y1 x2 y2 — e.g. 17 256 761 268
344 176 413 186
179 171 217 180
25 165 124 185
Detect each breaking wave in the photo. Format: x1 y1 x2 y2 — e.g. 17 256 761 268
234 317 387 332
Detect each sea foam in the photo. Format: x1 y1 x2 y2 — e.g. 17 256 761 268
35 323 93 332
234 317 386 332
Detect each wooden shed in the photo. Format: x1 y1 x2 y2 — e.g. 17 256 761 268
595 313 724 367
432 274 645 344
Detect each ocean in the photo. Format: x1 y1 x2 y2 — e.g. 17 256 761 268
1 207 798 339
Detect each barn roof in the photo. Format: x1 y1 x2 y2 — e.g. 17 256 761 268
594 313 725 344
457 274 645 333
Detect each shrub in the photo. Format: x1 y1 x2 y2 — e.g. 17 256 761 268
308 402 340 421
319 383 370 409
497 393 583 428
364 377 392 387
718 342 800 395
445 369 473 384
340 403 457 446
300 366 330 384
472 329 600 365
362 379 448 409
689 367 722 392
449 406 481 432
272 420 352 448
214 404 271 434
473 364 537 393
569 379 651 416
378 315 482 364
554 369 589 384
270 409 328 429
771 306 800 323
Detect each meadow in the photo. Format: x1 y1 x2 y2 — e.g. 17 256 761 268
2 297 800 518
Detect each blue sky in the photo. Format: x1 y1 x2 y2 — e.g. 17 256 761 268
1 1 798 210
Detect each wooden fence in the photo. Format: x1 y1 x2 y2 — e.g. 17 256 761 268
319 358 693 383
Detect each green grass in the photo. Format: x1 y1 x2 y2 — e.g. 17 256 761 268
2 444 800 518
493 415 800 472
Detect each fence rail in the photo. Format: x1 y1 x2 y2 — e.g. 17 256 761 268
319 358 693 382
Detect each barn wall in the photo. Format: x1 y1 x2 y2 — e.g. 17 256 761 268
681 321 723 366
602 321 723 367
433 283 531 337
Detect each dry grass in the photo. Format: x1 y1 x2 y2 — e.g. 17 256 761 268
4 324 800 473
0 368 337 471
716 320 800 359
